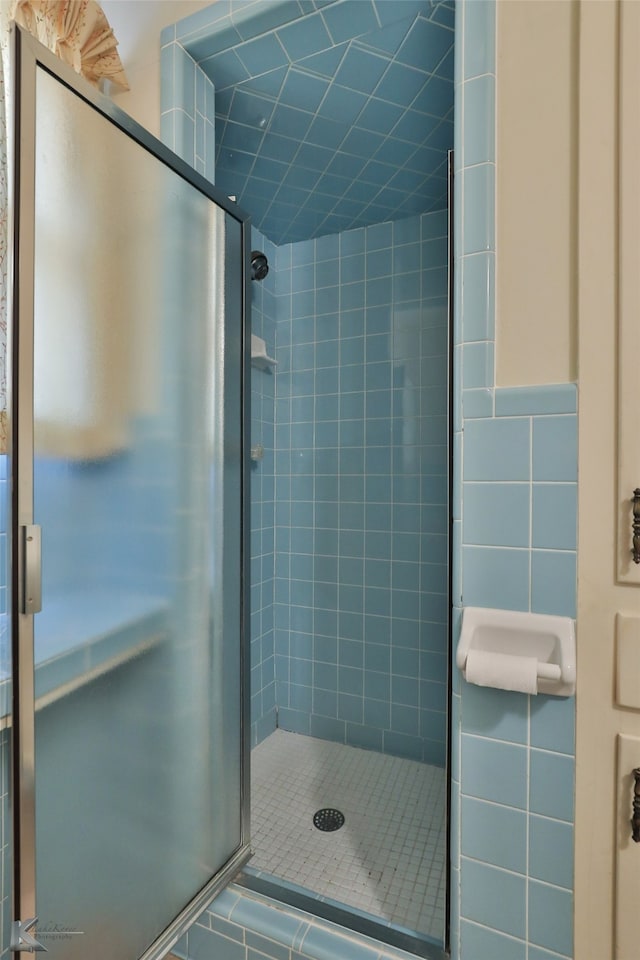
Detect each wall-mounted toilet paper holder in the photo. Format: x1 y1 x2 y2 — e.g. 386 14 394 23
456 607 576 697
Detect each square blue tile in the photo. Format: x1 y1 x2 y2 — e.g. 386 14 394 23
401 17 453 73
363 698 390 729
461 797 527 873
529 749 575 822
373 0 425 28
462 545 529 611
462 388 494 419
322 0 378 44
529 815 574 889
460 681 528 743
334 46 389 95
314 687 338 717
532 484 577 550
460 920 526 960
391 703 419 736
374 60 429 107
277 12 333 60
464 417 530 481
533 415 578 482
530 695 575 756
278 67 329 112
463 483 529 547
346 722 383 752
531 549 576 619
235 31 287 77
382 729 423 760
528 881 573 957
461 733 527 808
460 857 526 939
309 714 345 742
357 97 405 136
322 84 369 127
297 39 348 76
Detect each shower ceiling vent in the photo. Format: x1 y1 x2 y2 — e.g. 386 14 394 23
313 808 345 832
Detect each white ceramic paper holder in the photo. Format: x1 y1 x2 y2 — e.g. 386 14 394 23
456 606 576 697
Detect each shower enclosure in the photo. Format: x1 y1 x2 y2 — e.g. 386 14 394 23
159 0 454 953
9 28 251 960
7 0 455 957
242 204 452 959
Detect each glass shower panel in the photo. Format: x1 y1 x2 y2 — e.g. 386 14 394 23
27 67 245 959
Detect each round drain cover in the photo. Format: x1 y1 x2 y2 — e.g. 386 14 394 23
313 808 345 832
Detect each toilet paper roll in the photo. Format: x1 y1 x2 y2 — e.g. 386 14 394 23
464 649 539 695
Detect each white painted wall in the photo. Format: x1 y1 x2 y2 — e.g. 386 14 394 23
101 0 212 135
496 0 579 386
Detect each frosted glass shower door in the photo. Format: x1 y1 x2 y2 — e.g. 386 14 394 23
11 29 249 960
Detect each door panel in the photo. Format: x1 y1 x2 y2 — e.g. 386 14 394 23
12 30 249 960
617 0 640 584
575 2 640 957
615 735 640 960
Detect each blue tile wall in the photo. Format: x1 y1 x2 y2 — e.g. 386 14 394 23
452 4 576 960
250 225 279 746
159 19 451 766
160 29 217 183
273 210 449 766
172 0 455 244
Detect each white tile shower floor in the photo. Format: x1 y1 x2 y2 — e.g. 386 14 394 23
250 729 446 941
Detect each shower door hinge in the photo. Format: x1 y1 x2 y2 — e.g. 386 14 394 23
10 918 47 952
21 524 42 615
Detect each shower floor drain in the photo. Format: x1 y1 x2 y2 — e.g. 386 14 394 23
313 808 345 832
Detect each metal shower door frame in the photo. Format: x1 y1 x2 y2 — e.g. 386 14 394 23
8 24 252 959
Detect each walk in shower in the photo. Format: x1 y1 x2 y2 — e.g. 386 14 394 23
167 1 454 955
244 205 451 956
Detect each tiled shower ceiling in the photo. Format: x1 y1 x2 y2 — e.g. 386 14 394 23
179 0 454 245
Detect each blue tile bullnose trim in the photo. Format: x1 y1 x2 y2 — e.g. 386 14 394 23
177 883 444 960
495 383 577 417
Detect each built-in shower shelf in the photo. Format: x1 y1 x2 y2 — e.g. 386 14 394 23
251 334 277 370
0 593 168 723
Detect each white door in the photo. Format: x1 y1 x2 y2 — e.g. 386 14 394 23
575 2 640 958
